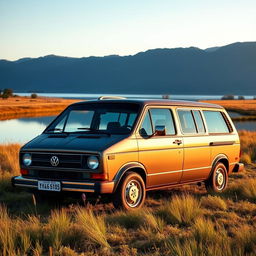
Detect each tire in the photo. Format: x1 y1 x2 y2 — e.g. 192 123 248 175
112 172 146 210
205 162 228 193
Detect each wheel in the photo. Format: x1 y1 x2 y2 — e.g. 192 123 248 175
112 172 146 210
205 162 228 193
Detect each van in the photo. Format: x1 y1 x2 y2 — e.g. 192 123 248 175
12 97 244 209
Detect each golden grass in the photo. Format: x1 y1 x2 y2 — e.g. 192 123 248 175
76 207 110 248
238 130 256 163
157 194 202 225
0 144 20 174
0 132 256 255
202 99 256 115
200 195 227 211
0 96 81 120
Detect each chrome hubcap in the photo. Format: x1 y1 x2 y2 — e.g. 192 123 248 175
216 168 225 190
125 180 142 207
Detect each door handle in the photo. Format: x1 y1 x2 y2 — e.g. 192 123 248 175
173 139 182 145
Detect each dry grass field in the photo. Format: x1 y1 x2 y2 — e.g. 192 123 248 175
202 99 256 115
0 132 256 256
0 97 81 120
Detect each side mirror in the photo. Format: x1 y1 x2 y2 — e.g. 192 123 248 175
154 125 166 136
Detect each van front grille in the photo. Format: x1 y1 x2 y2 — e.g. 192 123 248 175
31 153 84 169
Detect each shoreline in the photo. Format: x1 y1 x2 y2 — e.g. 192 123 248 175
0 97 256 121
0 96 81 121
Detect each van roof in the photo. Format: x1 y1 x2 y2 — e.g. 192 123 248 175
72 98 223 109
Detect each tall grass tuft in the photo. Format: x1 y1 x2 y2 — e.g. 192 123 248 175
107 210 145 229
201 195 227 211
232 225 256 254
166 237 232 256
158 194 201 225
76 207 110 248
0 205 16 256
47 208 72 251
144 210 165 233
193 217 228 245
227 178 256 201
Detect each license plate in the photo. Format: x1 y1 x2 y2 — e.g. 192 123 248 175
38 181 61 192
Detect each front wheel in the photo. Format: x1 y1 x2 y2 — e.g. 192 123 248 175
205 162 228 193
113 172 146 210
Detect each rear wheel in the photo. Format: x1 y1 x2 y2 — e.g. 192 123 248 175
113 172 146 210
205 162 228 193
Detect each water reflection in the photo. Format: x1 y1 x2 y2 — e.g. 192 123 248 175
0 116 56 144
233 121 256 131
0 115 255 144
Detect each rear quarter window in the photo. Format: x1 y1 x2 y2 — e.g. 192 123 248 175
203 111 230 133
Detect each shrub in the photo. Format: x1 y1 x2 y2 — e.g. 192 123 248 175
31 93 38 99
1 88 13 99
201 195 227 211
221 95 235 100
238 95 245 100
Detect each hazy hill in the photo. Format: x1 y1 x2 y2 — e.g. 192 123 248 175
0 42 256 95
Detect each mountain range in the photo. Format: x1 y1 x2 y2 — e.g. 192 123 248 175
0 42 256 95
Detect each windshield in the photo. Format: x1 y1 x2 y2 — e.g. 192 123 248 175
45 102 141 135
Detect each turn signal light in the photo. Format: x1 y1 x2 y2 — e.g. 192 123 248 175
90 173 107 180
20 169 29 175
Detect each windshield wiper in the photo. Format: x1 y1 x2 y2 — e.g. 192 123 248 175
77 128 94 130
45 128 70 135
76 128 111 136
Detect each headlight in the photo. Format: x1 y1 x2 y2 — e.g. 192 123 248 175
87 156 99 170
23 153 32 166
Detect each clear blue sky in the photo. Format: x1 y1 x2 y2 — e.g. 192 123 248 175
0 0 255 60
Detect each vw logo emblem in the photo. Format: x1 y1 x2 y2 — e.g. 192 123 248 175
50 156 59 167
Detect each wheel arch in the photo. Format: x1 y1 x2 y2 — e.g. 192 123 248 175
113 162 147 192
208 154 229 179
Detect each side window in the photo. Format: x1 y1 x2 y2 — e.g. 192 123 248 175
203 111 230 133
178 110 197 134
192 110 205 133
139 111 153 136
150 108 176 135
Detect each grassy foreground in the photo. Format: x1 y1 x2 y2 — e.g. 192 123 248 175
0 132 256 256
0 97 80 120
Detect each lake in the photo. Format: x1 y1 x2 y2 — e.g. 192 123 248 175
0 114 255 144
17 93 255 100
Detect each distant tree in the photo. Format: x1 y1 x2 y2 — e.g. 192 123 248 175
238 95 245 100
221 95 235 100
162 94 170 99
31 93 38 99
254 96 256 100
1 88 13 99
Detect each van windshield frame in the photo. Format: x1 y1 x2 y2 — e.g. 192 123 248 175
44 102 142 135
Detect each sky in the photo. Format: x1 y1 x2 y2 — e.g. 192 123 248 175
0 0 255 60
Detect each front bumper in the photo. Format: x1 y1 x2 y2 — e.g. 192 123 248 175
12 176 115 194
